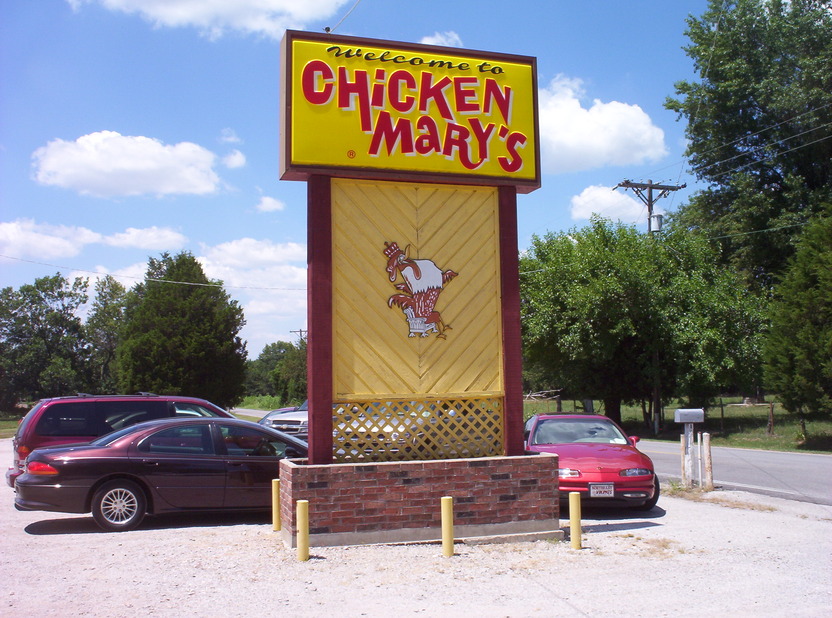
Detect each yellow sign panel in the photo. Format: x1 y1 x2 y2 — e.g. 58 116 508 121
281 31 539 192
330 178 504 399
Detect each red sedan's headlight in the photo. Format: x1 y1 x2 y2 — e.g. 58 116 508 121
27 461 59 475
558 468 582 478
619 468 652 477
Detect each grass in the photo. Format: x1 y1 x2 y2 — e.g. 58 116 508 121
237 395 300 411
523 397 832 454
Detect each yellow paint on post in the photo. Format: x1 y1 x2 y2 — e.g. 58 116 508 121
272 479 281 531
441 496 454 557
569 492 582 550
297 500 309 561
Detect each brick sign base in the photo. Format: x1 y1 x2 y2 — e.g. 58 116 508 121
278 454 561 547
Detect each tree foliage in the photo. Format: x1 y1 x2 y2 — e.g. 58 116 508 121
117 252 247 408
85 275 127 393
520 218 766 422
764 210 832 416
0 274 90 407
271 338 307 404
666 0 832 286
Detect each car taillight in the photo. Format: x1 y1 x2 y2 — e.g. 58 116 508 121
17 445 31 460
27 461 59 475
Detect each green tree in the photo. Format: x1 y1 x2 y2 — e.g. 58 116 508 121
245 341 291 396
0 274 90 407
764 211 832 417
666 0 832 286
271 338 307 404
86 275 127 393
520 218 766 424
117 252 247 408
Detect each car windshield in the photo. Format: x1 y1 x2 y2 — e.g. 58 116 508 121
532 418 628 445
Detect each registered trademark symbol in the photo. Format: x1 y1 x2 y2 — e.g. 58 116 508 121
347 150 356 159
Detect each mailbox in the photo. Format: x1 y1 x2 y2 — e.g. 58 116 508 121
674 408 704 423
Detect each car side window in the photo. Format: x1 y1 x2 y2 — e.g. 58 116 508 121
34 402 97 437
100 400 168 432
138 425 215 455
220 425 290 458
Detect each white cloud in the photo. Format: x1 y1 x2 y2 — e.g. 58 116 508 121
32 131 220 197
0 219 101 259
219 128 242 144
222 149 246 169
201 238 306 269
538 75 667 174
197 238 308 355
569 185 647 224
255 196 286 212
420 31 463 47
67 0 350 39
0 219 186 258
103 226 188 250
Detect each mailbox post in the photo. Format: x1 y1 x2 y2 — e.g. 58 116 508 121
675 408 704 488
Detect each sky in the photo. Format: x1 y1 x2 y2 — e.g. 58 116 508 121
1 0 710 358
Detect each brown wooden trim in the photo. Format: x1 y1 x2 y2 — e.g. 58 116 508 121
498 185 525 456
307 175 333 464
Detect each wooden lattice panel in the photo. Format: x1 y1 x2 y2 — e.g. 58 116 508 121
332 397 504 462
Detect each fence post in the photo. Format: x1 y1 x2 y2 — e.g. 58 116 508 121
703 433 714 491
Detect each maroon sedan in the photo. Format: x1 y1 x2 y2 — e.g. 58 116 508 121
524 414 659 510
14 418 307 531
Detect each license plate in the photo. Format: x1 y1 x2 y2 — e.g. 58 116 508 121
589 483 614 498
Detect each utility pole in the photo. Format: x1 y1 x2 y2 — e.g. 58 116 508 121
614 179 686 434
614 179 686 233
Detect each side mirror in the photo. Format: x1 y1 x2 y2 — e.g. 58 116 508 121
284 447 302 459
629 436 640 446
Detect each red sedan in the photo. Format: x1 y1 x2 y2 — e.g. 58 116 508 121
524 414 659 510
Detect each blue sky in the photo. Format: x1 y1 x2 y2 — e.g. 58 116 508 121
1 0 709 358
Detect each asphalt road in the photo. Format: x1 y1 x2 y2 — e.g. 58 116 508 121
640 438 832 505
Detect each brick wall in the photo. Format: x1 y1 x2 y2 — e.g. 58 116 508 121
278 453 559 546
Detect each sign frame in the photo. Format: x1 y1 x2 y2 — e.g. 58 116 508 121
280 30 540 193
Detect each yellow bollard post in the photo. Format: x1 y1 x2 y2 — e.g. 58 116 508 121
297 500 309 561
441 496 454 557
272 479 281 531
569 491 582 550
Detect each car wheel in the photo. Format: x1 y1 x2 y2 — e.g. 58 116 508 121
91 480 147 532
632 476 660 511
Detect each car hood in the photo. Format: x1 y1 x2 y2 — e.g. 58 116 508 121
529 442 653 470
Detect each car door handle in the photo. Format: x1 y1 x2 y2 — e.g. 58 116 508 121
142 460 160 466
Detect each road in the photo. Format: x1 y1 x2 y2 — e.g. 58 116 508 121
640 438 832 505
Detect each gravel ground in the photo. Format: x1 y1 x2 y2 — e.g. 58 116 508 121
2 437 830 617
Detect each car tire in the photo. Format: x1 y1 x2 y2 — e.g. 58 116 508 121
91 480 147 532
632 475 660 511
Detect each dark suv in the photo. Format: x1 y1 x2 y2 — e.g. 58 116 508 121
6 393 232 487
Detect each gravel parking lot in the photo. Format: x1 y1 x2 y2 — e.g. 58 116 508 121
2 437 830 617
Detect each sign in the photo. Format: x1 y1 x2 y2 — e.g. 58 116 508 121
280 31 540 192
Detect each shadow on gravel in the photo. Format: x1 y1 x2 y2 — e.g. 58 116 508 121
559 505 667 535
25 511 271 535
